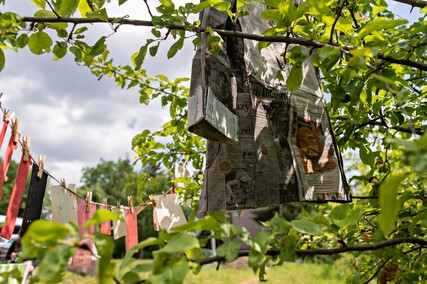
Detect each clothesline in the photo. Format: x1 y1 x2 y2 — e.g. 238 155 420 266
0 97 160 212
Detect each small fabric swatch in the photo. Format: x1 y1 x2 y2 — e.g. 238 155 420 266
20 163 48 237
112 207 126 240
125 208 138 252
76 197 96 236
50 184 78 225
0 133 18 200
0 150 31 239
99 204 112 235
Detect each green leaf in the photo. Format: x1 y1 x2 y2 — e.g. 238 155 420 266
30 0 45 8
0 49 5 73
121 237 163 270
17 34 29 48
286 65 303 91
38 246 76 282
159 233 200 253
57 0 79 17
167 36 184 59
149 44 159 57
94 234 116 284
90 36 106 56
357 18 408 40
378 173 407 236
53 42 68 60
260 9 282 22
28 31 53 55
78 0 92 17
86 8 109 21
84 208 121 229
290 219 323 235
132 45 147 70
150 257 189 284
192 1 213 13
217 241 242 262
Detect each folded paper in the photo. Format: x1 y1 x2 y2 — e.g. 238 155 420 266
192 2 351 215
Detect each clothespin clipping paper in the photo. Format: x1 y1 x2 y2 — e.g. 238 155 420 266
12 117 20 143
23 136 30 162
85 192 92 213
37 155 46 179
127 196 134 213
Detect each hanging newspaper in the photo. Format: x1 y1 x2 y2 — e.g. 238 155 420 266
188 2 351 215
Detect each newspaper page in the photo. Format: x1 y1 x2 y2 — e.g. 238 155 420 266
193 1 351 215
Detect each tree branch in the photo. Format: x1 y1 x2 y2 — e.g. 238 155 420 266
20 16 427 72
190 237 427 266
392 0 427 8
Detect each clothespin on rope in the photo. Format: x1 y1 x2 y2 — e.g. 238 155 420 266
22 136 30 162
60 178 67 189
37 155 46 179
127 196 134 213
103 198 108 210
148 195 156 207
86 191 92 213
12 117 20 143
3 109 11 122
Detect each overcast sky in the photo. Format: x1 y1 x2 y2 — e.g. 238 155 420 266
0 1 420 186
0 1 195 185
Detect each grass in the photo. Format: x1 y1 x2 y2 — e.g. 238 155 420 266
185 258 353 284
60 256 353 284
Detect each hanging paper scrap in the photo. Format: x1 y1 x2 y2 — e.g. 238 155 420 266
152 194 187 233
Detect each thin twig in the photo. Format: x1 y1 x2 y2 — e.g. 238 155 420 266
330 0 347 43
45 0 60 18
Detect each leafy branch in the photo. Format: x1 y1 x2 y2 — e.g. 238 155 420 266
20 16 427 71
190 237 427 266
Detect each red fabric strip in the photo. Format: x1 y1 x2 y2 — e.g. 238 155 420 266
0 121 8 150
125 208 138 252
99 204 112 235
76 197 96 236
0 133 18 200
0 150 31 239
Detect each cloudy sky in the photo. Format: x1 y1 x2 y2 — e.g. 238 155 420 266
1 1 195 185
0 1 420 186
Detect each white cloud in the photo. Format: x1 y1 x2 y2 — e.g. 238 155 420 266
0 1 193 186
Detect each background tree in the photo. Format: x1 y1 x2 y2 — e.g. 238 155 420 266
1 0 427 283
0 159 28 217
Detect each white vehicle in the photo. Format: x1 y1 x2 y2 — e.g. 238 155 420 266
0 216 23 262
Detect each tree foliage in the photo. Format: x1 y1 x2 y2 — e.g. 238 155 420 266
2 0 427 283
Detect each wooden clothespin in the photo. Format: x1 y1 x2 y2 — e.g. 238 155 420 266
12 117 20 143
148 194 156 207
103 198 108 210
60 178 67 189
3 109 10 123
117 200 121 208
127 196 134 213
162 191 167 198
37 155 46 179
22 136 31 162
86 191 93 213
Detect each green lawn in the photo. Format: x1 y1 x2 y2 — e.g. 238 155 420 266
61 256 354 283
185 259 352 284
